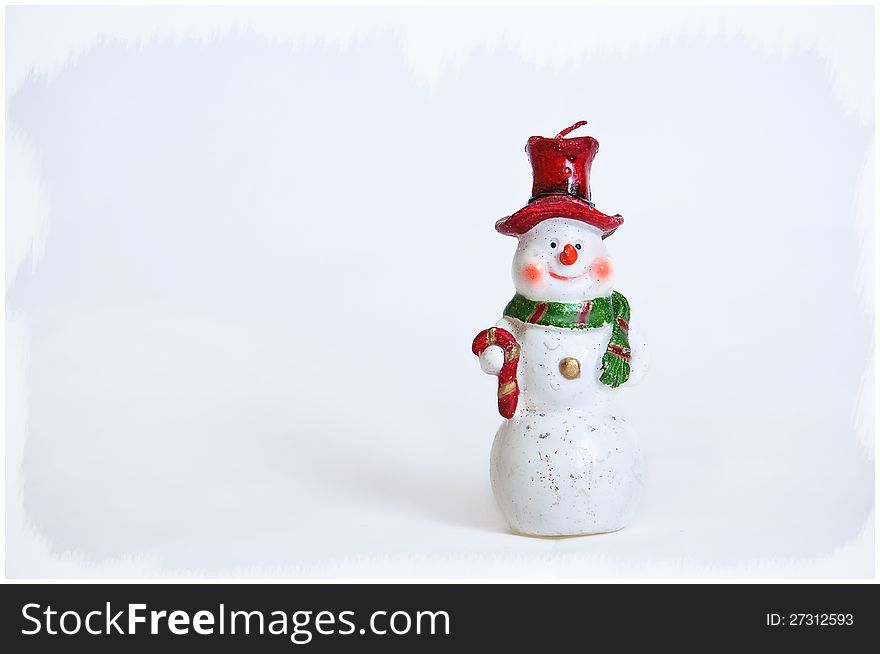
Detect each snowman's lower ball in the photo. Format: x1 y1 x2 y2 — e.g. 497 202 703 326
489 408 644 537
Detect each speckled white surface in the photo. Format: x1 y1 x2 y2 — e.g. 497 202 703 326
491 408 644 536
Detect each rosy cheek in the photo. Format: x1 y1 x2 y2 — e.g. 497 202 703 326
590 257 613 282
523 262 543 285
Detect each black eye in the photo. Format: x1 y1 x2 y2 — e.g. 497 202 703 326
550 242 557 248
575 243 582 250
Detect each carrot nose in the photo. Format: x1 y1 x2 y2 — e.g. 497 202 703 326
559 243 578 265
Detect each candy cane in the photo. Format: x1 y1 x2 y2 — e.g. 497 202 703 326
472 327 521 419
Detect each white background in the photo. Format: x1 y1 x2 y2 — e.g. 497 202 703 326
6 5 875 577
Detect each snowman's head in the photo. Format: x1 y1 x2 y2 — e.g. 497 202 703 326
511 218 614 303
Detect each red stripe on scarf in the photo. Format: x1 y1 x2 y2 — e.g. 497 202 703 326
607 343 632 360
577 300 592 326
615 316 629 332
527 302 548 323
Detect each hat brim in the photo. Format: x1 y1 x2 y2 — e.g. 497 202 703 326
495 195 623 238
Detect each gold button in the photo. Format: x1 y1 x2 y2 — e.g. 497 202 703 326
559 357 581 380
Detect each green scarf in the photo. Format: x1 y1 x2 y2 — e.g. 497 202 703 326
502 292 632 388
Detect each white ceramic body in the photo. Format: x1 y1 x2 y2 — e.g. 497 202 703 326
478 218 648 537
490 405 643 536
485 316 645 536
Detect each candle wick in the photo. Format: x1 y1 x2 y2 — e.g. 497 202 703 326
556 120 589 139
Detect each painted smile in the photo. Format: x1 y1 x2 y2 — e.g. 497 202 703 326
548 269 588 281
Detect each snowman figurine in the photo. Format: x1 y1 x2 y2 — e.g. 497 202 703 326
472 121 648 537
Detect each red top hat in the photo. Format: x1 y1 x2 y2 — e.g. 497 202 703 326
495 120 623 238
